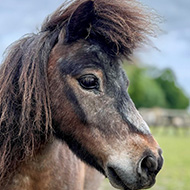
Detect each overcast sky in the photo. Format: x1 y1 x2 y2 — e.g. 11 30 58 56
139 0 190 97
0 0 190 97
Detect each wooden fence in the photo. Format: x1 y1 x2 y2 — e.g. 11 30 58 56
139 108 190 128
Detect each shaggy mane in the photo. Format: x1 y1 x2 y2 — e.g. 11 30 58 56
42 0 158 57
0 0 158 185
0 33 56 184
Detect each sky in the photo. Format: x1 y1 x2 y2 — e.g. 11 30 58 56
138 0 190 97
0 0 190 96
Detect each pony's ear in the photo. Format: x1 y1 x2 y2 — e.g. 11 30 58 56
64 0 95 43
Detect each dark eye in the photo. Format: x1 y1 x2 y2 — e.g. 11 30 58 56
78 74 99 90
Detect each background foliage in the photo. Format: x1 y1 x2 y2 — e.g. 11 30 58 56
123 64 190 109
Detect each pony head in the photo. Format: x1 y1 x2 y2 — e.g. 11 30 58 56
0 0 163 189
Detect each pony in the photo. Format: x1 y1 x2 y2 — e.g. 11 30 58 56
0 0 163 189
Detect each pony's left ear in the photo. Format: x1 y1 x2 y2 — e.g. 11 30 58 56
64 0 95 43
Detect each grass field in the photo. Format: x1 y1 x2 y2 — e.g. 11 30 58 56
100 127 190 190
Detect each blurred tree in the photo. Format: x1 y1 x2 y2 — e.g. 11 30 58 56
124 65 167 108
155 68 189 109
124 64 189 109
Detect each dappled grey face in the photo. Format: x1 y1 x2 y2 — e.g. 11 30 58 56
56 43 150 135
48 40 163 190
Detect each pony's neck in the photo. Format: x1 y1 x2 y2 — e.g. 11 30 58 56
2 139 86 190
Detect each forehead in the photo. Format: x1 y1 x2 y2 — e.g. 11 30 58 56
58 41 123 77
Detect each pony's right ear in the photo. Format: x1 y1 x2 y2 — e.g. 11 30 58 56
64 0 95 43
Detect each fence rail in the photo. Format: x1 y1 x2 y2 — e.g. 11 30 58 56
139 108 190 128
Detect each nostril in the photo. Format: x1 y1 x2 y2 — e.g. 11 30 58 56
141 156 158 174
156 153 164 174
158 148 163 156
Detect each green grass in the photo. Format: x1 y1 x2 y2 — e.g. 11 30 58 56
100 127 190 190
150 127 190 190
